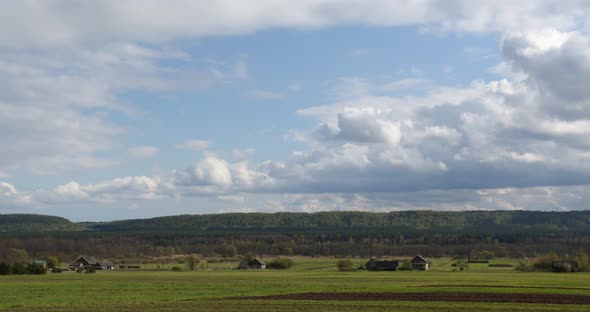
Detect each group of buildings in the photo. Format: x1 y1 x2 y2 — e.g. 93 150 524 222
365 255 429 271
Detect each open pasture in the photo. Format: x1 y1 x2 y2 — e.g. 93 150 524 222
1 258 589 311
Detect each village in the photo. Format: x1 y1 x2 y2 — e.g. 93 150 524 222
2 253 584 275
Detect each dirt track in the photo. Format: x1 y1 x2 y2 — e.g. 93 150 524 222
232 292 590 305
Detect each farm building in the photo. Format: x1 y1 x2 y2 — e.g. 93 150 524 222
365 258 399 271
31 259 48 269
551 260 579 272
239 257 266 270
69 256 115 270
410 255 429 270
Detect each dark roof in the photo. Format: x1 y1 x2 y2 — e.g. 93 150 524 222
251 257 265 265
410 255 427 264
365 258 399 271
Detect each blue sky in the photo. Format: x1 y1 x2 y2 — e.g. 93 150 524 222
1 1 590 220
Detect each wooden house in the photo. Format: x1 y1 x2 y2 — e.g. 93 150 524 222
365 258 399 271
69 256 115 270
239 257 266 270
410 255 429 270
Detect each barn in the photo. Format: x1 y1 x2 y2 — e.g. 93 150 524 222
239 258 266 270
410 255 429 270
365 258 399 271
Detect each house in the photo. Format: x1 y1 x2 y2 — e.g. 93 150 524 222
31 259 48 269
410 255 429 270
69 256 115 271
365 258 399 271
551 260 579 272
239 257 266 270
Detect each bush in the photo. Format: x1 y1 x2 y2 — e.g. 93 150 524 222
171 266 183 272
533 253 559 271
337 259 354 272
11 262 27 275
85 266 96 274
51 268 63 273
0 262 11 275
398 261 413 271
267 258 294 270
27 263 47 275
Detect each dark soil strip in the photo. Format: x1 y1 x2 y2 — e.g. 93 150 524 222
420 284 590 291
231 292 590 305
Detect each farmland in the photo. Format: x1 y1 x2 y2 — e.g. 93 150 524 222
1 257 589 311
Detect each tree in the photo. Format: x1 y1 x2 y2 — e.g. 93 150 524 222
282 247 293 256
4 249 29 264
11 262 27 275
186 254 198 271
337 259 354 272
46 256 59 269
0 262 10 275
224 245 237 257
27 263 47 275
267 258 294 269
574 249 589 272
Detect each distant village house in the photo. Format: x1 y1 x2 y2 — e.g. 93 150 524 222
365 258 399 271
239 258 266 270
69 256 115 271
410 255 429 270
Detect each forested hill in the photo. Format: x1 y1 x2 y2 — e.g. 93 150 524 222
89 210 590 234
2 210 590 235
0 214 86 233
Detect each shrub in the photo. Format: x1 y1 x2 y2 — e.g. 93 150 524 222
12 262 27 275
533 253 559 271
171 266 183 272
27 263 47 275
51 268 63 273
267 258 294 270
85 266 96 274
0 262 11 275
337 259 354 272
398 261 413 271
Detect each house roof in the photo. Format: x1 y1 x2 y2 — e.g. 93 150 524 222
251 257 265 265
32 260 46 265
410 255 427 263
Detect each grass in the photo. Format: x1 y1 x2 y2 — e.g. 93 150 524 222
0 257 588 311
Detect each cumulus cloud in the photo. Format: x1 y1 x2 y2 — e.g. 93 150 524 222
0 182 33 207
0 1 587 48
4 3 590 216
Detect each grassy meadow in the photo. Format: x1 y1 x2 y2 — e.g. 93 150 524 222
1 257 589 311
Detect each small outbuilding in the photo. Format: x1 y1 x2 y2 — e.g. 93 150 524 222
239 257 266 270
410 255 429 271
365 258 399 271
31 259 48 269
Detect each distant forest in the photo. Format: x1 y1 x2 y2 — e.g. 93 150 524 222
1 211 589 261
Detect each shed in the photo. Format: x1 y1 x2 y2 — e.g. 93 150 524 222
239 257 266 270
365 258 399 271
410 255 429 270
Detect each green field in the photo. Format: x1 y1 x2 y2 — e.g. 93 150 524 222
1 258 589 311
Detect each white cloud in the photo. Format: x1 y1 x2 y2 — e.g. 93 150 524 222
0 1 587 49
175 140 210 151
0 182 33 207
128 146 159 159
232 148 256 159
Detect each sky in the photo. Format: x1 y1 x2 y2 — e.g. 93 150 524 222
2 1 590 221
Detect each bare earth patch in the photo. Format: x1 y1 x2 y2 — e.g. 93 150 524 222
232 292 590 305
